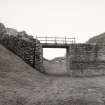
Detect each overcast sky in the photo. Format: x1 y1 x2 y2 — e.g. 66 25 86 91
0 0 105 59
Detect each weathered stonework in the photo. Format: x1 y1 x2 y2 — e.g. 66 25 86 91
67 44 105 76
0 31 44 73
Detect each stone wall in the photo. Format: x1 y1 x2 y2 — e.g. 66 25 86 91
67 44 105 76
0 29 44 73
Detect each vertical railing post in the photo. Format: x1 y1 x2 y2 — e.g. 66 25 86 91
55 36 57 44
33 36 37 68
65 36 66 44
74 37 76 43
33 47 35 68
46 36 47 44
36 35 37 41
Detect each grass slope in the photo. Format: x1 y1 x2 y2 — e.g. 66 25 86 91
87 32 105 45
0 44 49 105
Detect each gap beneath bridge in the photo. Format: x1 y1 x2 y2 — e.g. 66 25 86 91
36 36 76 74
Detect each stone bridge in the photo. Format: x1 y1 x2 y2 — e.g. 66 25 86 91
0 23 105 76
0 29 105 76
37 36 101 76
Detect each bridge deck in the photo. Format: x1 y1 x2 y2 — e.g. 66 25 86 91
42 43 71 48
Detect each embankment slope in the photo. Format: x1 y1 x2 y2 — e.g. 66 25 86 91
0 44 49 105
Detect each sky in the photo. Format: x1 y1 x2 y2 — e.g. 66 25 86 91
0 0 105 59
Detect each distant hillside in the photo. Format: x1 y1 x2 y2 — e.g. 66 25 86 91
0 23 33 39
51 57 66 63
43 57 67 75
87 32 105 45
6 28 18 36
86 32 105 61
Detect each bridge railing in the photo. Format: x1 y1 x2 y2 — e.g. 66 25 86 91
36 36 76 44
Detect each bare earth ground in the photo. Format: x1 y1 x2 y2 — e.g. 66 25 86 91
1 44 105 105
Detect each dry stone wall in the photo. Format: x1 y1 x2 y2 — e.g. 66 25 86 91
0 29 44 73
67 44 105 76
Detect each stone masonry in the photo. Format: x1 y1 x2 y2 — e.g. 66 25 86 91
0 23 44 73
67 44 105 76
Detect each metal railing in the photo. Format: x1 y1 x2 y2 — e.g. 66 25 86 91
36 36 76 44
